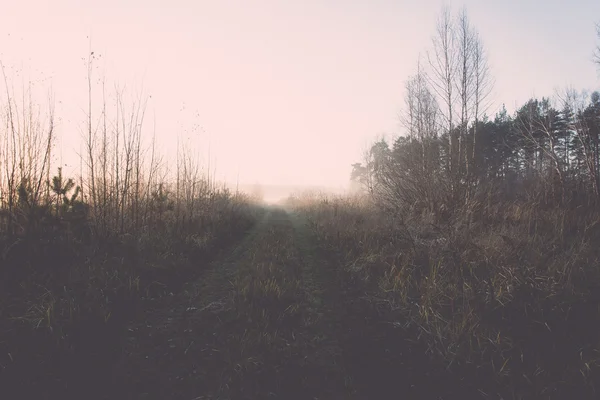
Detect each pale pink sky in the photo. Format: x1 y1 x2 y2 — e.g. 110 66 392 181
1 0 599 189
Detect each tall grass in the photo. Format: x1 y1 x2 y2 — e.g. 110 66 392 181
293 191 600 398
0 62 260 397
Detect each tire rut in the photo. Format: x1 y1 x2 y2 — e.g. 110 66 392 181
110 210 273 399
110 208 435 400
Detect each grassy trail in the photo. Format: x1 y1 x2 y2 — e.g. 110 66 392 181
289 212 462 400
107 207 455 399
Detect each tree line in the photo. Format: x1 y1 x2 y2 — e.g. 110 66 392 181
352 7 600 216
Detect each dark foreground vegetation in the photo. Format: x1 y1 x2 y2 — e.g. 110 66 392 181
0 55 261 397
1 5 599 400
0 177 259 398
290 193 600 398
287 9 600 400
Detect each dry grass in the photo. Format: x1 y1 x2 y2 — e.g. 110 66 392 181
0 67 264 397
113 209 351 400
0 177 262 397
0 188 261 398
293 192 600 398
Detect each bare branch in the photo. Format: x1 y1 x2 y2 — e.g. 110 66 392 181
595 23 600 67
426 5 458 179
426 5 457 131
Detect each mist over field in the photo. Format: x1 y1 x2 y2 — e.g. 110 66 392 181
1 1 600 399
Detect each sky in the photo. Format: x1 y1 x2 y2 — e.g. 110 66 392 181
0 0 599 192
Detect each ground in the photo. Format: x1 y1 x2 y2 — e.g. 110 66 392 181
70 207 469 400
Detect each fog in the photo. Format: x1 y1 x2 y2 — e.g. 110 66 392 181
0 0 598 190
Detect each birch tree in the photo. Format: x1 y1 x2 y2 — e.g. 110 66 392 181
455 7 475 177
471 31 494 178
401 60 440 174
427 6 457 178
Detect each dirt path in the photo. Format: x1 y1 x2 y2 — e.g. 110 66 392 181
107 208 448 399
110 209 274 398
288 212 432 400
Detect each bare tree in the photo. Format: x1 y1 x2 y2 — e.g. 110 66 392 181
595 23 600 67
471 31 494 178
400 60 440 174
85 50 98 220
427 6 457 179
557 88 600 198
0 63 55 236
455 7 475 177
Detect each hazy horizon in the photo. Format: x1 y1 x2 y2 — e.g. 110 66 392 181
1 0 599 193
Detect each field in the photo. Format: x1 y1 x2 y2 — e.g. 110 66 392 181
4 192 600 399
1 5 599 398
